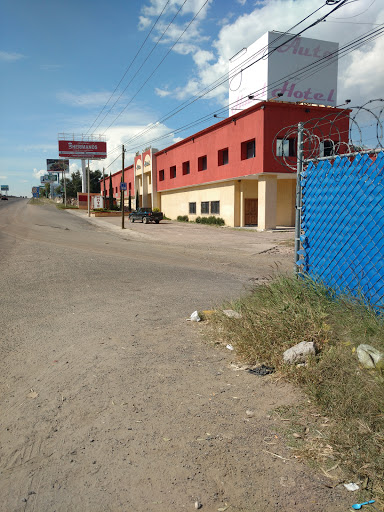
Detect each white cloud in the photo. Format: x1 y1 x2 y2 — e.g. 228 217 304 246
237 0 247 5
142 0 212 18
155 87 172 97
0 50 26 62
165 0 384 108
57 91 117 108
139 15 152 30
0 175 8 179
33 168 46 179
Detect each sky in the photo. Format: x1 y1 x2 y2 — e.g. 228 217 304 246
1 0 383 197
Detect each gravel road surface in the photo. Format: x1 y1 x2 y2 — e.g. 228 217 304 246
0 199 352 511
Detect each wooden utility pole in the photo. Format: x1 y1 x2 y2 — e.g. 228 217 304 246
121 145 125 229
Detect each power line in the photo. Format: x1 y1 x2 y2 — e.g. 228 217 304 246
91 0 190 135
86 0 171 135
114 25 384 157
100 0 210 135
104 0 352 155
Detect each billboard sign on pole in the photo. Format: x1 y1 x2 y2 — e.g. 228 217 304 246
58 140 107 159
1 185 9 191
47 159 69 173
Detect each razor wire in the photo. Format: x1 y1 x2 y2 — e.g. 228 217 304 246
273 99 384 170
282 99 384 310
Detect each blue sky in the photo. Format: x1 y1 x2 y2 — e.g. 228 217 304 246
1 0 383 196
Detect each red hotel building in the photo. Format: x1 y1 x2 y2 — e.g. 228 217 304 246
102 101 349 229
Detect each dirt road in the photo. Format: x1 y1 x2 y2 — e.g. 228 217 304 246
0 200 352 511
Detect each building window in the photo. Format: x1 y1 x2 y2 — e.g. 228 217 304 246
320 140 334 157
182 161 190 175
276 138 295 157
241 139 255 160
211 201 220 214
129 182 132 191
218 148 229 166
201 201 209 214
189 202 196 214
198 155 207 171
159 169 164 181
170 165 176 179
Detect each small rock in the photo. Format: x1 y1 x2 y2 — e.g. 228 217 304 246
190 311 201 322
195 500 202 509
344 482 359 491
226 344 234 351
223 309 241 319
356 344 383 369
283 341 316 364
245 410 255 417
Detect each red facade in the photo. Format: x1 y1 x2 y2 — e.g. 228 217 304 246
101 164 134 200
155 102 350 191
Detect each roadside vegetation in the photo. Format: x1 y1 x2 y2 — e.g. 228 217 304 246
209 275 384 500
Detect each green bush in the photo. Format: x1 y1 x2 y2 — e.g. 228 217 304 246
197 216 225 226
177 215 189 222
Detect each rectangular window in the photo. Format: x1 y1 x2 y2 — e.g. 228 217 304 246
129 182 132 191
201 201 209 214
159 169 164 181
241 139 255 160
320 140 334 157
170 165 176 179
182 161 190 175
210 201 220 214
198 155 207 171
276 138 295 157
218 148 229 166
189 202 196 214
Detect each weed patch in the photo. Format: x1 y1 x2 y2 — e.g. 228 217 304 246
210 275 384 498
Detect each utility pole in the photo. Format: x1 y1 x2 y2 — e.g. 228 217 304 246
103 167 106 207
87 159 91 217
121 145 125 229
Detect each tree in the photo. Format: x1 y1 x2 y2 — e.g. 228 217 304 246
89 169 102 193
57 169 102 198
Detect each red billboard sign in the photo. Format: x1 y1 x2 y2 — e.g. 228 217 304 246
58 140 107 159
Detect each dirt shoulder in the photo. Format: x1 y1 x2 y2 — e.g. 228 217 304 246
0 203 354 511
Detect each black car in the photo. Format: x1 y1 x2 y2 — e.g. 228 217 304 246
1 196 8 200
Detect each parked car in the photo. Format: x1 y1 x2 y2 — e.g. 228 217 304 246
129 207 163 224
1 196 8 200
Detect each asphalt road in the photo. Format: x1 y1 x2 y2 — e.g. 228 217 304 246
0 200 352 512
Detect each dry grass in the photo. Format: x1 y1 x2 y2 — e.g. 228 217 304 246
210 275 384 499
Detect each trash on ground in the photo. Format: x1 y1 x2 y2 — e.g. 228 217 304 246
343 482 360 491
223 309 242 319
226 344 234 350
27 390 39 399
189 311 201 322
245 409 255 417
356 344 383 369
283 341 316 364
195 500 202 509
351 499 375 510
247 364 275 376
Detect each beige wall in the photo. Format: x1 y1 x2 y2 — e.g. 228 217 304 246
160 182 236 226
276 179 296 226
159 177 295 228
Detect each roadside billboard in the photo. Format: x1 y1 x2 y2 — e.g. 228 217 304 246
229 31 338 115
1 185 9 191
58 140 107 159
47 159 69 173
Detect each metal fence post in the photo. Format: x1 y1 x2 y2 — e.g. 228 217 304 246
294 122 303 273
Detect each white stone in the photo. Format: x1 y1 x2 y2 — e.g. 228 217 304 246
283 341 316 364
